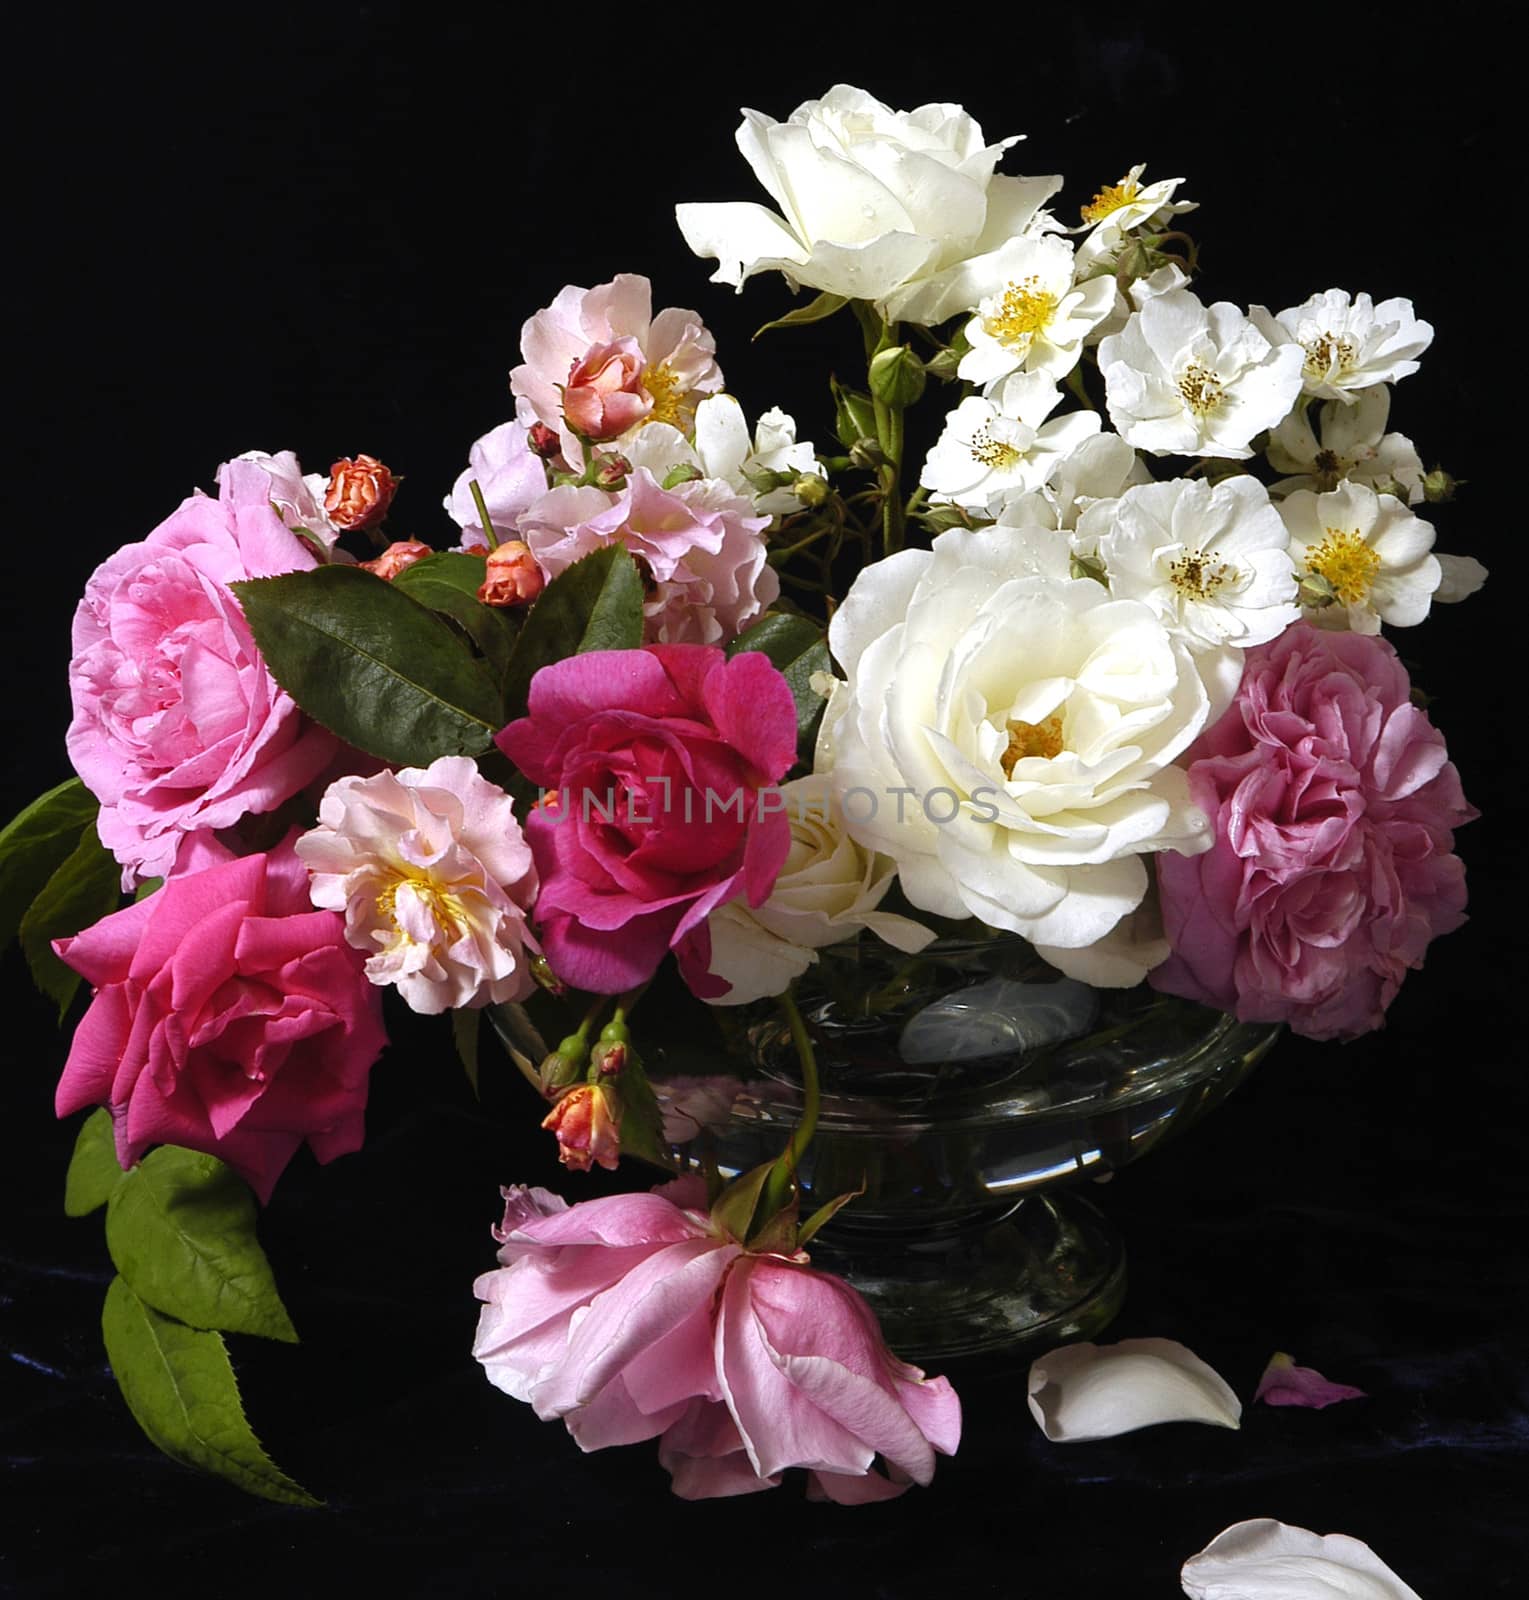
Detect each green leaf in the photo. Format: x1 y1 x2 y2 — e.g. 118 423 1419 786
18 824 122 1019
753 291 849 339
101 1276 321 1508
392 552 519 690
726 613 833 756
609 1055 674 1174
501 545 644 723
796 1185 863 1248
0 777 99 948
230 565 503 767
64 1108 124 1217
106 1146 298 1344
451 1007 481 1098
134 876 163 903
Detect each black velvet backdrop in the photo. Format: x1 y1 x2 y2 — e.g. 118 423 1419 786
4 12 1525 1596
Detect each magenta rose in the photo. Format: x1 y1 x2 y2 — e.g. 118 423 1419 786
66 459 338 887
495 644 796 995
1151 623 1475 1039
53 835 387 1203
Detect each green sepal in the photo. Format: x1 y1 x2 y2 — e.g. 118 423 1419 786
451 1006 481 1098
830 376 878 450
868 345 927 408
19 823 122 1019
607 1050 675 1174
230 565 503 766
726 612 833 758
709 1159 780 1245
796 1186 863 1249
64 1108 124 1217
0 777 99 948
105 1147 298 1344
500 544 644 724
753 291 849 340
101 1276 322 1508
392 552 519 690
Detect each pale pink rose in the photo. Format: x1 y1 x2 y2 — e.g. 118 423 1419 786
53 835 386 1204
477 540 544 607
1152 624 1475 1039
359 539 433 580
295 756 539 1015
218 450 341 552
324 453 400 531
519 469 776 645
444 421 549 553
563 337 652 440
66 460 339 888
511 274 723 464
471 1178 961 1500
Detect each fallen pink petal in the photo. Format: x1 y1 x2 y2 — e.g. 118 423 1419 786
1254 1351 1368 1410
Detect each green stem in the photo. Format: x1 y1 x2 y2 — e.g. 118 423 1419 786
468 480 500 552
760 989 820 1223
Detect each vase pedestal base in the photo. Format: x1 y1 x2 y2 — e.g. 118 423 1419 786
808 1189 1127 1364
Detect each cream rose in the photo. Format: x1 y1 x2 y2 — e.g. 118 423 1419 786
702 774 934 1005
676 84 1060 325
821 526 1215 985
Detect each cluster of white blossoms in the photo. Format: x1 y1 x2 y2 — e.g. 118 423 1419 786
679 85 1488 990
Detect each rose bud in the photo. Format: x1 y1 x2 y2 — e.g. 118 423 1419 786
360 539 433 580
478 539 545 607
527 422 563 460
325 453 401 530
593 453 632 490
541 1083 622 1172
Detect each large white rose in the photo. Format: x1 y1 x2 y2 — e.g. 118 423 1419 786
821 527 1214 985
676 84 1060 325
703 773 935 1005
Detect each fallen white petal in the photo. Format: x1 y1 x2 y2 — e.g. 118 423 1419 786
1181 1518 1423 1599
1027 1337 1242 1441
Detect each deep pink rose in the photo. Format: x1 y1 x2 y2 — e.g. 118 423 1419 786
1152 624 1474 1039
53 836 386 1203
66 459 338 886
472 1179 961 1501
495 644 797 995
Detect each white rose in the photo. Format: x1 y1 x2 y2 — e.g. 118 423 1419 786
676 84 1061 325
703 774 934 1006
823 526 1214 986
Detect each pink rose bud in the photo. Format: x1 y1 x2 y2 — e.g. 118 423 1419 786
360 539 433 581
590 1039 627 1077
528 422 563 459
593 454 632 489
541 1083 621 1172
477 539 545 607
562 338 652 441
325 453 401 530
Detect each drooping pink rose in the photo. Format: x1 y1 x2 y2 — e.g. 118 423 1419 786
66 460 339 887
444 420 550 553
519 469 777 645
472 1179 961 1501
1152 624 1474 1039
511 274 723 464
53 836 387 1203
495 644 797 995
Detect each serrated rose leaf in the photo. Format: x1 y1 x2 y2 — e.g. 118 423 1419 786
19 823 121 1018
0 777 99 948
64 1108 124 1217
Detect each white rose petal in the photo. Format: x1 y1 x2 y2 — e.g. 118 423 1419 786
1267 387 1426 504
1072 164 1198 273
1181 1519 1423 1600
1028 1337 1242 1442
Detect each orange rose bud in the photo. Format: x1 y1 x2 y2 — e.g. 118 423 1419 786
541 1083 622 1172
360 539 432 580
325 453 401 530
477 539 545 607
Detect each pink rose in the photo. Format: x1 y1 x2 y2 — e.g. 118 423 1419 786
495 644 797 995
511 274 723 464
1152 624 1474 1039
217 450 341 552
472 1179 961 1501
444 421 549 553
66 460 339 887
53 836 387 1203
519 470 777 645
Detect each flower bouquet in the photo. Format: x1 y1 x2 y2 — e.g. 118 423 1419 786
6 84 1483 1519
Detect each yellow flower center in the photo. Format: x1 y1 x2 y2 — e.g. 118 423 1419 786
641 363 691 429
968 425 1023 469
984 276 1059 350
1177 362 1226 415
1302 332 1360 381
1001 713 1065 776
376 871 467 946
1306 526 1381 605
1080 178 1141 224
1168 551 1237 600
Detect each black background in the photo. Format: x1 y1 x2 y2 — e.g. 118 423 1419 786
3 11 1525 1596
